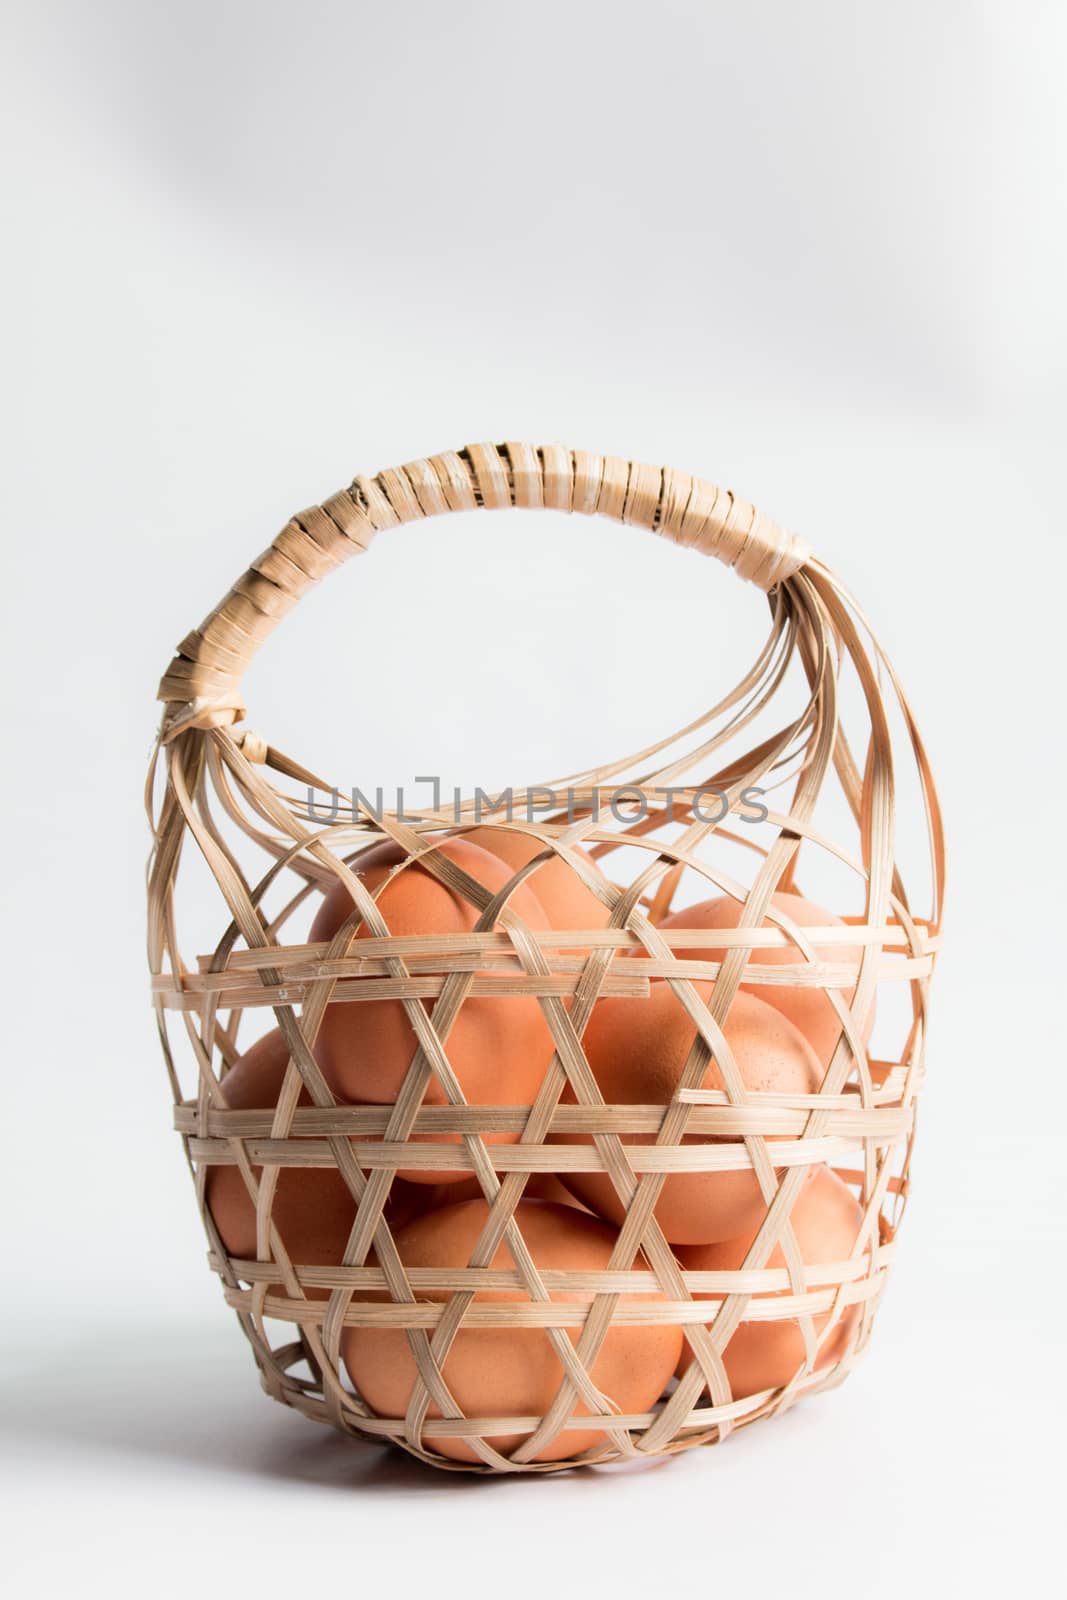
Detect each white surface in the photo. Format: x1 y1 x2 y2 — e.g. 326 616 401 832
3 1304 1058 1594
2 3 1064 1594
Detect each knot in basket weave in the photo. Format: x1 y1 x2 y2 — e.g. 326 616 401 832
148 441 943 1473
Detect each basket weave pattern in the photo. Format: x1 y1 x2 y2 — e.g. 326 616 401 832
148 442 943 1473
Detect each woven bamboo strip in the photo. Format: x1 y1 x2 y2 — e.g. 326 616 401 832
214 1251 894 1294
222 1276 886 1329
175 1097 915 1137
186 1133 900 1173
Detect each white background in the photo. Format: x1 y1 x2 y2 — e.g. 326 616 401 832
2 3 1065 1595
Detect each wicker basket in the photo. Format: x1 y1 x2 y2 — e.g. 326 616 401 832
148 441 943 1473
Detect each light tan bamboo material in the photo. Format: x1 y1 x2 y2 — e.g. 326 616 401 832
147 442 944 1474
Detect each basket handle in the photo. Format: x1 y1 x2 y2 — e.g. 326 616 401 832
157 441 810 727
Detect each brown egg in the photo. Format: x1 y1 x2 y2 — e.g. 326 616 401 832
524 1173 593 1211
204 1029 356 1297
675 1165 866 1396
206 1030 436 1280
459 826 613 933
342 1198 682 1464
559 983 822 1244
379 1176 452 1234
311 838 558 1183
660 891 872 1066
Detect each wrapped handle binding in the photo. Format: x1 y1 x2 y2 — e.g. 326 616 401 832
157 442 810 728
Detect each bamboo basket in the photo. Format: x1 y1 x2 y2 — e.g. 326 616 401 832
148 441 943 1474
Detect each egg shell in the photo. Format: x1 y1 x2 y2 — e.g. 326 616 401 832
458 826 613 934
311 838 558 1183
524 1173 593 1211
204 1029 356 1297
660 891 872 1066
559 983 822 1244
342 1198 683 1464
675 1165 866 1395
378 1176 460 1234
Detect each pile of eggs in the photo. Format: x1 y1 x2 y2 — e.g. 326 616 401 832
207 832 870 1463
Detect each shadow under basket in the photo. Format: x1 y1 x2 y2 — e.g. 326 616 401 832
148 441 944 1474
